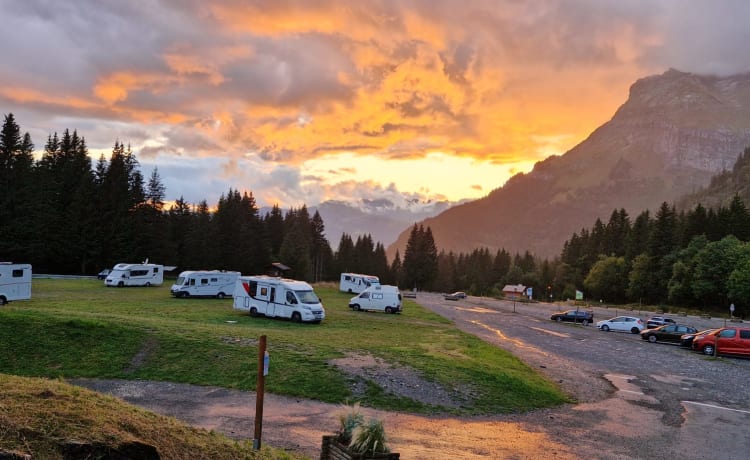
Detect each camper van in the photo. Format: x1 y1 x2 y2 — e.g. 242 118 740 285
339 273 380 294
233 275 325 323
0 263 32 305
348 285 402 314
171 270 240 298
105 263 174 287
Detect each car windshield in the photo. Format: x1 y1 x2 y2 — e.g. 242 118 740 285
175 276 186 285
296 290 319 304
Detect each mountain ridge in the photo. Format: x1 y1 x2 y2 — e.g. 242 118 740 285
387 69 750 259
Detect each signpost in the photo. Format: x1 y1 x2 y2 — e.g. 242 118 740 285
253 335 268 450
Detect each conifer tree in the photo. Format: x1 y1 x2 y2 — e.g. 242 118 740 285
0 114 35 262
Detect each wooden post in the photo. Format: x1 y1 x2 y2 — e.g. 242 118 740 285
253 335 267 450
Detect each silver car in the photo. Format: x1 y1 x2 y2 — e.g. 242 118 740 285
596 316 645 334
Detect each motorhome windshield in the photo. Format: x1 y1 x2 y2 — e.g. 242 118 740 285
110 269 129 278
296 290 319 304
175 276 186 285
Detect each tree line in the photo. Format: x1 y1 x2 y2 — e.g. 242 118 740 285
3 112 749 315
428 148 750 316
0 113 411 284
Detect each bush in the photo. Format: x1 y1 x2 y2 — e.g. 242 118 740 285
350 418 389 454
334 403 390 454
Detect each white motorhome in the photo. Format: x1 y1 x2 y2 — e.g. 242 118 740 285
233 275 325 323
104 263 175 287
170 270 240 298
339 273 380 294
348 285 402 314
0 262 32 305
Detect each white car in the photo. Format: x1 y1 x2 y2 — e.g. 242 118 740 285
596 316 645 334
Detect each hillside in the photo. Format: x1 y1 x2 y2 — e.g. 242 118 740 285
0 374 300 460
677 146 750 210
388 69 750 259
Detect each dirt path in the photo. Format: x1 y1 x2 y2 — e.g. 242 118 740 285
70 378 586 459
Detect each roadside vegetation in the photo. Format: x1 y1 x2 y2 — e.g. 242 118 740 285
0 279 567 415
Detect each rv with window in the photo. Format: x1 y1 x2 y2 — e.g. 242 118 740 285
233 275 325 323
348 284 402 314
104 263 174 287
339 273 380 294
170 270 240 298
0 262 32 305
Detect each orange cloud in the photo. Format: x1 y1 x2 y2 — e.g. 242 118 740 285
94 71 182 104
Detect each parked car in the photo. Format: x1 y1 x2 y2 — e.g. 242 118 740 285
550 309 594 325
646 316 677 329
692 326 750 356
96 269 111 280
596 316 645 334
680 329 718 348
641 324 698 343
443 291 467 301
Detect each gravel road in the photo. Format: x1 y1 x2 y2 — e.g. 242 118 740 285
72 294 750 459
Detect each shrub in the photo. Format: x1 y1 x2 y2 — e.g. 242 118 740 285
349 418 389 454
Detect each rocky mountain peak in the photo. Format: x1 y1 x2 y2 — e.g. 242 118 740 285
387 69 750 260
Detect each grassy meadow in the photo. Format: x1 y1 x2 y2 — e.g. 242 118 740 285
0 278 568 414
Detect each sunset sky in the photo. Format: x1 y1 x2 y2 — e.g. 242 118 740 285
2 0 749 212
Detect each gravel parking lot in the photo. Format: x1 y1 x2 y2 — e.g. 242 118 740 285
418 293 750 458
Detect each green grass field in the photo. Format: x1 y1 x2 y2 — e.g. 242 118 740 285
0 279 568 414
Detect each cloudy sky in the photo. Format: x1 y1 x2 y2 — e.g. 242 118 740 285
2 0 749 211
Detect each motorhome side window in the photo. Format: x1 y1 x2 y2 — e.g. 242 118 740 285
12 269 23 277
131 269 148 277
248 281 258 296
260 287 268 296
211 278 218 282
286 291 297 304
189 279 196 286
154 267 160 273
345 275 352 281
201 279 209 285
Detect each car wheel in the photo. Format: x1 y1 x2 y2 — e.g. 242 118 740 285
292 312 302 323
581 319 589 326
631 327 640 334
0 296 7 306
216 292 225 299
702 344 715 356
556 317 562 322
249 307 258 317
385 307 393 314
117 281 124 287
145 282 151 287
353 304 361 311
648 334 657 343
601 325 610 332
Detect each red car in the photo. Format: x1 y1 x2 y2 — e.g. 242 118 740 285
691 326 750 356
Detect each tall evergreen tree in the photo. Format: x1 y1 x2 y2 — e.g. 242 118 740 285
0 114 34 262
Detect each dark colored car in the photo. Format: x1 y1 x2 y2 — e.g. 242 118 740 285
646 316 676 329
692 326 750 356
680 329 718 348
640 324 697 343
550 309 594 325
443 291 467 301
97 269 111 280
